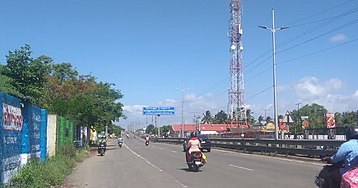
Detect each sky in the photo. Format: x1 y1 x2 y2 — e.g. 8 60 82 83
1 0 358 129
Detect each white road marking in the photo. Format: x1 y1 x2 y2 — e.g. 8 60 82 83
216 149 323 166
171 150 178 153
229 164 254 171
125 144 162 172
125 144 188 187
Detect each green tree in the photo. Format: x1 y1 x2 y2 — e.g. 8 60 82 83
0 65 20 96
258 115 264 124
266 116 273 123
201 111 213 124
289 103 327 130
246 109 256 124
2 45 51 104
161 125 171 134
108 124 123 136
213 110 228 124
146 124 155 134
40 62 125 131
335 111 357 127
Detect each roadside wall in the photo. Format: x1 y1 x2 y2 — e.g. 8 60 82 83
0 92 47 184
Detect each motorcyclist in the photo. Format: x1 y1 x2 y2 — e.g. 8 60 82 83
126 132 130 139
145 135 150 143
117 136 123 145
322 126 358 187
186 131 201 162
99 135 107 145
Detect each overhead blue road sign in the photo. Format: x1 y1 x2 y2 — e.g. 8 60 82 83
143 107 175 115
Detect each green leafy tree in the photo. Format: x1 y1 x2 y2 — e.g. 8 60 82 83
266 116 273 123
289 103 327 130
0 65 20 96
213 110 228 124
146 124 155 134
108 124 123 136
258 115 264 124
161 125 171 134
2 45 51 104
201 111 213 124
41 63 124 131
335 111 357 127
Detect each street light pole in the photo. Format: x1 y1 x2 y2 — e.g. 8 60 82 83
296 102 301 134
259 9 288 140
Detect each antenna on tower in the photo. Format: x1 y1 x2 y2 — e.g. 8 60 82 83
227 0 246 129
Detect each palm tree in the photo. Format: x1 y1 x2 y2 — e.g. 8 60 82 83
201 111 213 124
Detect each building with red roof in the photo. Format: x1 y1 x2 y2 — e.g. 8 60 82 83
171 123 248 135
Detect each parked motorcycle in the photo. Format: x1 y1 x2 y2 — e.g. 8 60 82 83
187 151 205 172
98 142 106 156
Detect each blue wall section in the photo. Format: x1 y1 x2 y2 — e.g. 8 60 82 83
0 92 23 184
21 102 30 155
40 109 47 162
0 93 48 184
29 105 41 159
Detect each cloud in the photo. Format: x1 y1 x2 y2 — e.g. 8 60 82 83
329 33 347 43
118 92 226 127
293 77 357 113
123 104 145 114
294 77 343 100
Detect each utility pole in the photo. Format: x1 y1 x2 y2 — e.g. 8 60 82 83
296 102 301 134
258 9 288 140
156 115 160 138
180 81 188 137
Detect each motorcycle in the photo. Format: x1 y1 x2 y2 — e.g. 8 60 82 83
187 151 205 172
145 140 149 146
98 142 106 156
314 158 343 188
118 138 123 148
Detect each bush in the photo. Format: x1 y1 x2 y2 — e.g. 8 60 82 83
3 145 89 188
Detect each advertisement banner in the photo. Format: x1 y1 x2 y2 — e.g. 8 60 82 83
326 113 336 129
279 119 288 133
2 103 23 131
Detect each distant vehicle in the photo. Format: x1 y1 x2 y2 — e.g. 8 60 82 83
183 134 212 152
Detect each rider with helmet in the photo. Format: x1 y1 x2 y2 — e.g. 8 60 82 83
323 126 358 187
186 131 201 162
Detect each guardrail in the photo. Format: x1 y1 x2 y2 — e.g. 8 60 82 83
155 137 345 158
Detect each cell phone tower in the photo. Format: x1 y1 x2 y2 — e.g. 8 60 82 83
227 0 245 127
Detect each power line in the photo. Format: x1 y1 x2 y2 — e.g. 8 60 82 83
246 86 273 101
242 2 358 75
278 6 358 49
279 37 358 65
284 0 355 26
278 17 358 54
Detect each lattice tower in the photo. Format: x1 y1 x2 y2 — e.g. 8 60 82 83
227 0 245 126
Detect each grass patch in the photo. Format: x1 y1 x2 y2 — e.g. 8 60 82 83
3 144 89 188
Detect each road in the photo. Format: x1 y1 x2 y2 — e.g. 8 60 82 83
65 137 323 188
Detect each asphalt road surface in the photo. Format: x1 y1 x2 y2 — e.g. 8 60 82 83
65 137 323 188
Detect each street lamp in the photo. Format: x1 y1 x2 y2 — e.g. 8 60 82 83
258 9 289 140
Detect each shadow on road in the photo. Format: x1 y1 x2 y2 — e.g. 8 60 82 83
179 168 202 173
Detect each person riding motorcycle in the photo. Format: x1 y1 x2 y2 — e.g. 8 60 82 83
186 132 202 162
99 135 107 145
322 126 358 187
145 135 150 143
117 137 123 145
